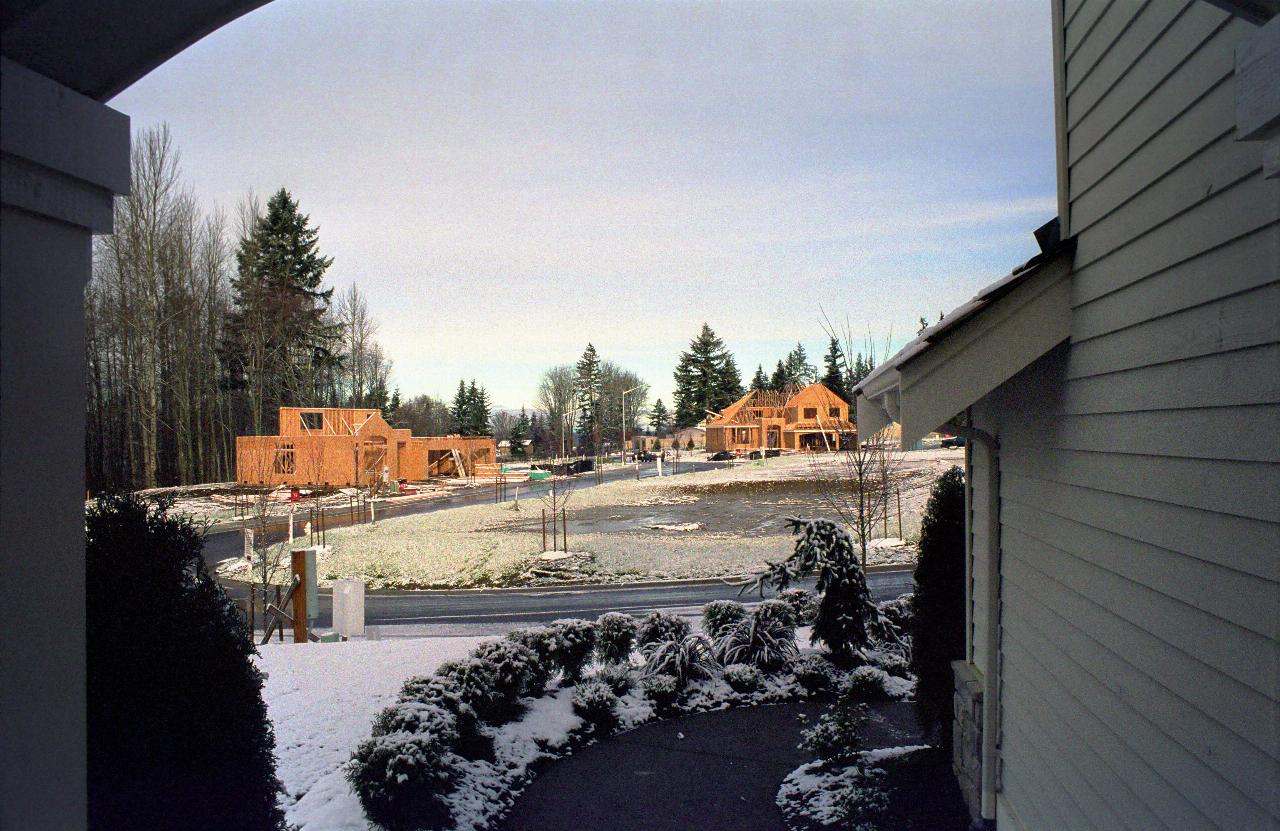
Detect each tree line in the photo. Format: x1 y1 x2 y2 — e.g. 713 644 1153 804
87 126 405 492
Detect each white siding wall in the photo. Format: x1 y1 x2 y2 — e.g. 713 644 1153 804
984 3 1280 828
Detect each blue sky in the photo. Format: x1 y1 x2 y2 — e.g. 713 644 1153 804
109 0 1058 410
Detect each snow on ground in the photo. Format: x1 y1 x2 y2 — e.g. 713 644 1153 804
776 744 931 828
227 449 956 590
256 637 483 830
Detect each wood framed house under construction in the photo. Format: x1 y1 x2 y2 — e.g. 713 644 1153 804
704 382 854 453
235 407 496 487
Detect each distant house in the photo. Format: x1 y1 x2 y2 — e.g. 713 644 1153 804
855 5 1279 829
236 407 495 486
673 424 706 449
705 383 853 453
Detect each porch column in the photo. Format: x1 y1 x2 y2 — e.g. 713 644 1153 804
1 58 130 831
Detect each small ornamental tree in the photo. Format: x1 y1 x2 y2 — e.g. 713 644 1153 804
86 494 287 831
744 518 900 664
909 466 966 748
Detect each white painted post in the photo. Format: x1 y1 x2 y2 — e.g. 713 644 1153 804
333 578 365 640
242 528 254 560
369 498 375 524
657 456 663 477
288 505 295 543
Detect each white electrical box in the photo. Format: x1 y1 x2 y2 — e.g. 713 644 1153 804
333 578 365 639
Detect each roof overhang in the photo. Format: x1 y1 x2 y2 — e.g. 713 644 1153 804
855 238 1075 445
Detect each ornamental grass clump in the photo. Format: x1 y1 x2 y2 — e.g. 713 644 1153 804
636 610 692 647
700 600 747 639
714 599 798 672
723 663 763 693
595 612 638 664
346 732 461 831
642 633 717 690
789 654 838 694
571 680 620 728
549 618 598 683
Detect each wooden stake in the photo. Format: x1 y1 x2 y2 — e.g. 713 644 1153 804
542 508 547 552
248 585 256 641
290 553 308 644
896 488 903 538
561 507 567 552
275 586 283 642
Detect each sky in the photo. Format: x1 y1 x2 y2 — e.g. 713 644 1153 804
109 0 1058 411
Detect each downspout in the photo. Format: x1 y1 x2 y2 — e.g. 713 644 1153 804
943 419 1001 824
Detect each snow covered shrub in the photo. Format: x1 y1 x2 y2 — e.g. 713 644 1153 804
571 680 620 727
801 702 870 764
86 494 287 831
397 675 488 760
701 599 747 639
549 618 598 683
714 599 798 672
743 518 901 664
590 663 634 695
472 638 547 698
910 466 966 749
789 654 838 694
642 634 717 689
869 651 911 679
778 588 820 625
636 610 692 647
641 673 680 713
435 658 503 722
346 731 460 831
839 666 893 702
595 612 638 664
372 701 460 745
723 663 763 693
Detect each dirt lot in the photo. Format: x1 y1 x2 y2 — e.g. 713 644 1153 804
216 449 964 590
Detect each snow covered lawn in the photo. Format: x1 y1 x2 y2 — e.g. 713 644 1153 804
256 637 484 829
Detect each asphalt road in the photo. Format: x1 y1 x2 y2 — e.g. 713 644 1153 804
240 569 915 638
204 457 722 565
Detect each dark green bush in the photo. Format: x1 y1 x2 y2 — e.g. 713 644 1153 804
839 666 893 702
472 638 547 698
571 681 620 727
86 494 287 831
909 466 966 748
777 588 819 625
346 732 460 831
549 618 598 683
372 701 460 743
635 610 692 647
789 654 838 694
700 600 747 639
595 612 638 664
801 702 870 764
589 663 635 696
723 663 763 693
434 658 503 722
640 673 680 713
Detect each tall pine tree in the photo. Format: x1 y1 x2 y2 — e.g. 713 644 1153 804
223 188 336 434
749 364 768 392
449 380 468 434
574 344 603 451
768 360 789 391
509 408 531 458
672 324 741 427
648 399 672 437
783 342 817 386
821 338 848 401
465 380 491 435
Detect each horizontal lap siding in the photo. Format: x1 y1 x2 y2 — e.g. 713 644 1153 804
994 4 1280 827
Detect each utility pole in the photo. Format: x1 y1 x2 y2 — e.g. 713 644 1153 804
621 385 642 465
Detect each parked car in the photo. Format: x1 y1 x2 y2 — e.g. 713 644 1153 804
635 450 657 462
708 450 734 461
941 435 966 448
747 448 781 459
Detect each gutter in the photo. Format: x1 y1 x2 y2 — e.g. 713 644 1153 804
943 419 1001 825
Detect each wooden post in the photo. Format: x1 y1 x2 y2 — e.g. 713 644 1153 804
542 509 547 552
275 586 283 642
290 552 308 644
561 507 567 552
897 488 903 538
551 504 558 551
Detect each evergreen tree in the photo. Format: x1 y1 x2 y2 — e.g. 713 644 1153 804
910 467 967 748
574 344 603 450
465 380 491 435
768 360 789 392
223 188 337 433
449 380 468 433
821 337 849 401
382 387 401 422
648 399 672 437
87 495 288 831
673 324 741 427
509 407 531 458
749 364 769 392
784 342 817 386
